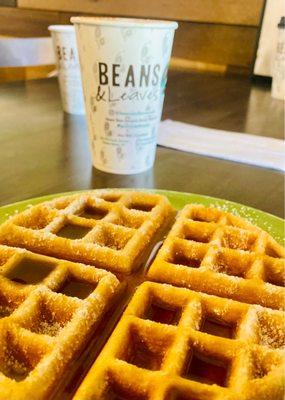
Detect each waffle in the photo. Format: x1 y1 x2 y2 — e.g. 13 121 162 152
0 244 121 400
73 281 285 400
0 192 284 399
148 204 285 310
0 190 174 274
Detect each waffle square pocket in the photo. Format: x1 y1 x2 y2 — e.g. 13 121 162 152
148 204 285 310
0 191 174 274
74 281 285 400
0 245 121 400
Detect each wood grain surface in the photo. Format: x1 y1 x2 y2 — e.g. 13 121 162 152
0 7 71 37
0 65 54 83
17 0 263 26
173 22 257 68
0 0 16 6
0 71 283 217
0 7 259 73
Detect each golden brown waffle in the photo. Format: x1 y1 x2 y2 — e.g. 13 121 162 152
0 244 120 400
0 193 284 399
0 190 173 274
148 204 285 310
73 281 285 400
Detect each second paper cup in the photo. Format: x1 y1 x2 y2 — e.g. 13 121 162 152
49 25 85 115
71 17 178 174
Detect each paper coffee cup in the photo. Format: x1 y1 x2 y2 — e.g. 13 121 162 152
48 25 85 115
71 17 178 174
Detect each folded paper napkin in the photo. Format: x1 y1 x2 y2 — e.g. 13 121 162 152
157 119 285 172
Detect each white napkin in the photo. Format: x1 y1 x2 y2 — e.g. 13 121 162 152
158 119 285 172
0 38 54 67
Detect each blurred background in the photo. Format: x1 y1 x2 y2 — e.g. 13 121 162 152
0 0 283 82
0 0 284 215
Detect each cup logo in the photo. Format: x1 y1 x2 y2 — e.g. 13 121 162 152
56 46 76 62
56 45 79 69
95 62 165 103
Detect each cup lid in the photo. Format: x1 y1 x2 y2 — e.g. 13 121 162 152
48 25 75 33
70 16 178 29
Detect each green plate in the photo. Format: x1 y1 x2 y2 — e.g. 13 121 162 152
0 189 284 244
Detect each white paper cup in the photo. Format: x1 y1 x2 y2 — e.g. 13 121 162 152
71 17 178 174
48 25 85 115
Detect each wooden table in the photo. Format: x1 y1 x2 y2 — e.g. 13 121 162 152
0 71 284 218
